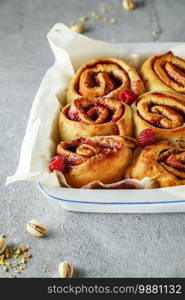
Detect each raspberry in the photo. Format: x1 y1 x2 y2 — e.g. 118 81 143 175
68 106 80 121
119 89 137 105
49 155 66 172
137 128 156 147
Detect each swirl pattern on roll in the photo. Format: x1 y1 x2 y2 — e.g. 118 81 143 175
66 57 145 103
158 147 185 180
133 91 185 142
59 97 133 140
125 141 185 187
140 52 185 93
57 136 136 188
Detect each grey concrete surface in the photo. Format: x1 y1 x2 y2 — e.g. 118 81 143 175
1 0 185 278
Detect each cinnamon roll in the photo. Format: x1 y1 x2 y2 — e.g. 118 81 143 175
59 96 133 140
133 91 185 143
67 57 145 103
141 52 185 94
125 140 185 187
56 136 136 188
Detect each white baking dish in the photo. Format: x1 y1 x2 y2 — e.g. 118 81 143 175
6 23 185 213
38 41 185 213
39 183 185 213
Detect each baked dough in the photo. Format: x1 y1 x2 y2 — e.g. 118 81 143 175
140 51 185 93
57 136 136 188
59 96 133 140
132 91 185 143
125 140 185 187
67 57 145 103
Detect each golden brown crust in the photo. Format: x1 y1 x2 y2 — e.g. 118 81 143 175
59 97 133 140
125 140 185 187
57 136 136 188
140 52 185 93
67 57 145 103
52 54 185 189
132 91 185 142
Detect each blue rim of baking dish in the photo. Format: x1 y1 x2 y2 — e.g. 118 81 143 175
39 183 185 205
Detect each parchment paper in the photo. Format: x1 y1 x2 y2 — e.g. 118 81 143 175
6 23 185 193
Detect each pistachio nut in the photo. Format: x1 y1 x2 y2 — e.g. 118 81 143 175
123 0 136 10
0 235 8 254
26 220 47 237
59 261 73 278
69 24 85 33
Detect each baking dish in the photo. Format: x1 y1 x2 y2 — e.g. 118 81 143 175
40 40 185 213
39 183 185 213
7 23 185 213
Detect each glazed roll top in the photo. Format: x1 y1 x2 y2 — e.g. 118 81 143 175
67 57 145 103
59 96 133 140
133 91 185 142
141 51 185 93
57 136 136 188
125 141 185 187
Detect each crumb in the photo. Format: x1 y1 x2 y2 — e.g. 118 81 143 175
151 31 159 37
110 18 117 23
103 17 109 22
79 17 88 22
100 8 109 14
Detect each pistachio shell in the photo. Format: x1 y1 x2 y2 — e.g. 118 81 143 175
123 0 136 10
0 235 7 254
26 220 47 237
59 261 73 278
69 24 85 33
